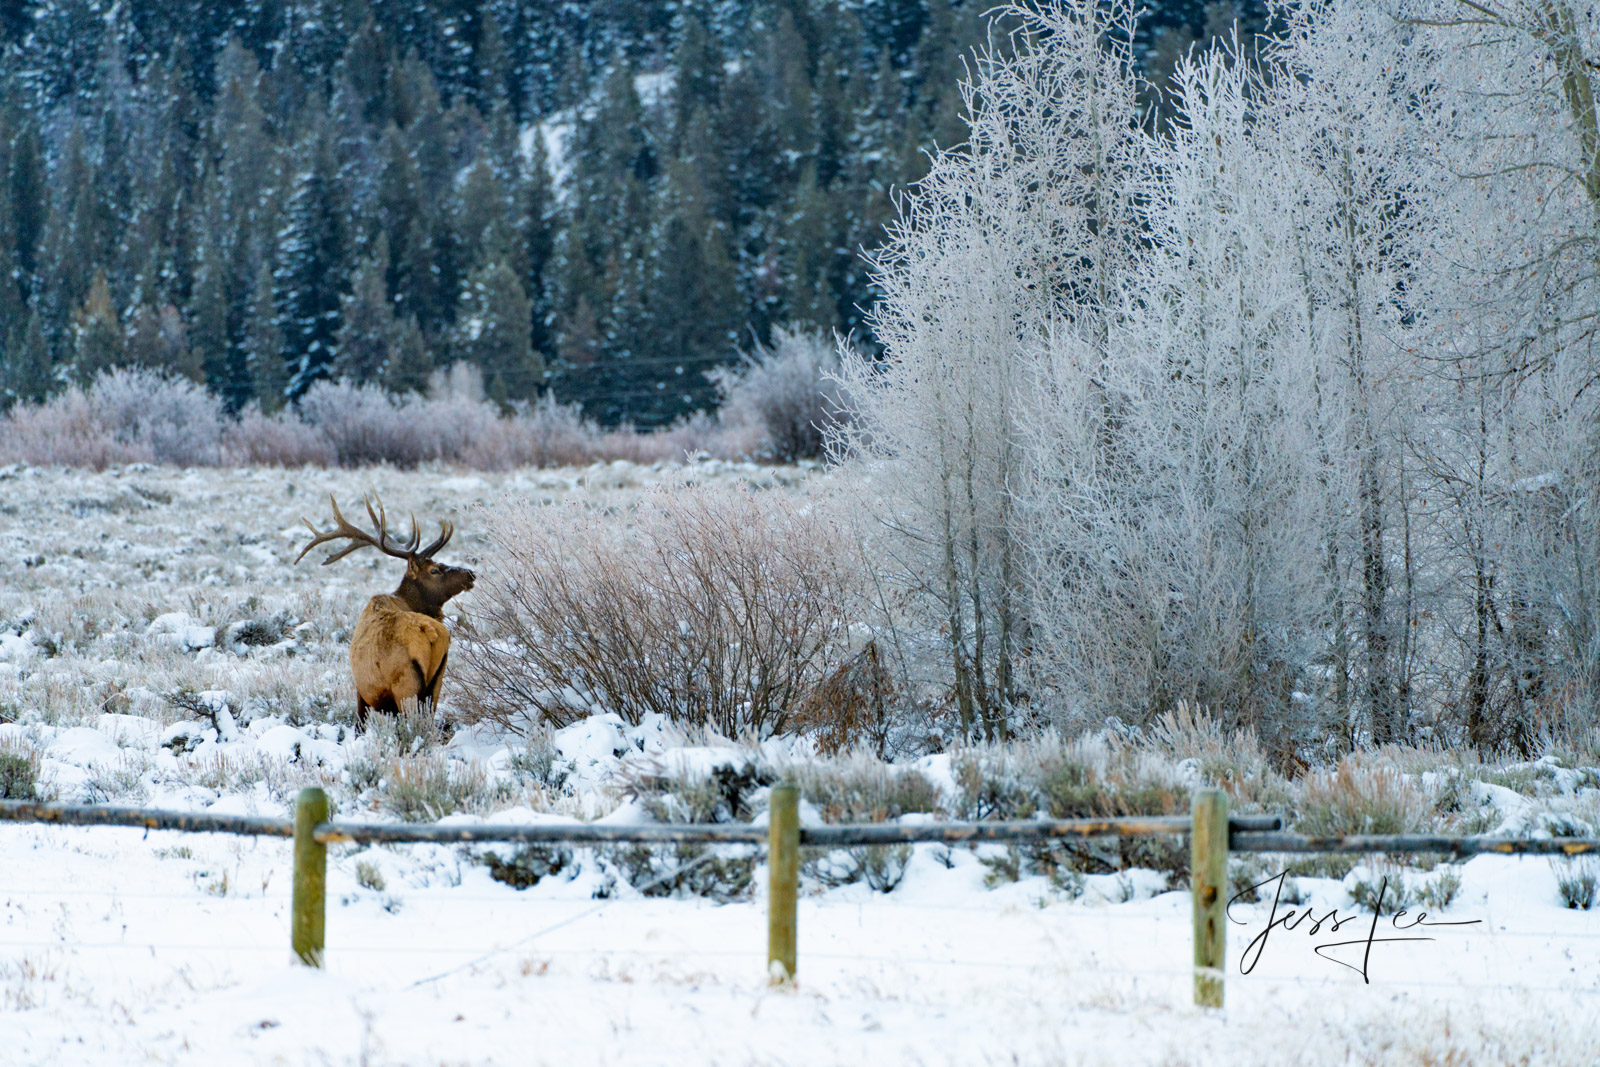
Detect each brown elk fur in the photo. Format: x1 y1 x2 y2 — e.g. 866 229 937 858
296 495 475 730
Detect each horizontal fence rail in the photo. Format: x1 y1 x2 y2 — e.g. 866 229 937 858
1231 831 1600 856
0 799 296 837
0 801 1282 846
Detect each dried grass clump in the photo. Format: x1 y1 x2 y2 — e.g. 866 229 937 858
1295 758 1432 837
1147 701 1291 811
382 754 493 822
458 482 861 737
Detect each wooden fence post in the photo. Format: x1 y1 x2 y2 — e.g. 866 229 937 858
1191 788 1227 1008
292 786 328 967
767 784 799 984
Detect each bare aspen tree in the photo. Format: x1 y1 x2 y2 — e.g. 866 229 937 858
835 0 1144 740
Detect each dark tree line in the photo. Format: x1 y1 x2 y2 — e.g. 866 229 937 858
0 0 1252 427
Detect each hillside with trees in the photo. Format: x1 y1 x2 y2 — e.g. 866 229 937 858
0 0 1260 426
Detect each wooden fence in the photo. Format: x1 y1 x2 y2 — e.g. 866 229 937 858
3 789 1597 1008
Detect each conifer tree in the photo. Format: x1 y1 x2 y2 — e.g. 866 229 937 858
245 260 286 411
1 311 52 407
385 314 434 395
275 122 348 398
334 234 398 383
455 257 541 402
72 270 122 381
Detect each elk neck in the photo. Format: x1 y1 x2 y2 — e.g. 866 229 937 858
393 573 446 619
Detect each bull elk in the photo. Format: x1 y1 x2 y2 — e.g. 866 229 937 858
295 494 475 730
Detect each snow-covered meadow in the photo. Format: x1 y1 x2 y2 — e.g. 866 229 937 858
2 461 1600 1065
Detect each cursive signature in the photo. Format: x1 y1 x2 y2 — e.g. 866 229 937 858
1227 871 1482 983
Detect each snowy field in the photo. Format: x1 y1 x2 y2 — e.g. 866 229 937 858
3 817 1598 1066
2 461 1599 1065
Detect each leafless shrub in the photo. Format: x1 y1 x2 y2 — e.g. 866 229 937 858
86 369 225 465
222 405 337 467
457 482 861 736
0 362 800 470
710 326 850 462
789 641 895 756
481 393 603 468
0 388 137 468
0 368 223 468
296 380 430 467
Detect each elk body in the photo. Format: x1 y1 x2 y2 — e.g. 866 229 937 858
296 495 475 730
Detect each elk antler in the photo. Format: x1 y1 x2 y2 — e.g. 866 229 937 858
295 494 420 565
416 519 455 559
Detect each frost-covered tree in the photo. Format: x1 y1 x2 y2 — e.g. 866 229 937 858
1248 2 1447 745
1398 0 1600 744
837 0 1145 740
1020 44 1334 745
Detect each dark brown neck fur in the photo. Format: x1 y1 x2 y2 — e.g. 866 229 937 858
394 575 446 618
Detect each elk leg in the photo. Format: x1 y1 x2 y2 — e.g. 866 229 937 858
425 652 450 708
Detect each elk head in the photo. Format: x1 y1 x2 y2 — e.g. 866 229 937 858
295 494 475 618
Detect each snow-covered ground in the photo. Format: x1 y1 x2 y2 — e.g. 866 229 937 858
3 811 1598 1065
3 461 1599 1064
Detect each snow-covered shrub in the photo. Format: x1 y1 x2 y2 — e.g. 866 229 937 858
648 410 767 464
613 841 757 902
508 726 569 791
785 752 940 823
0 387 133 468
1431 772 1499 836
458 482 861 737
953 733 1193 881
624 760 775 825
711 326 848 462
0 741 38 800
609 759 771 899
807 845 911 893
84 368 226 465
480 845 572 889
499 393 607 468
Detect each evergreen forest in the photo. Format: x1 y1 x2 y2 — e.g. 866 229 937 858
0 0 1261 426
